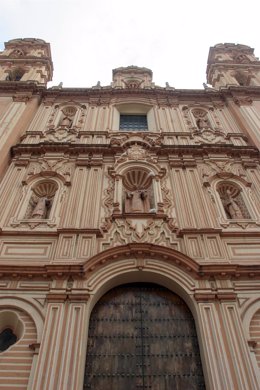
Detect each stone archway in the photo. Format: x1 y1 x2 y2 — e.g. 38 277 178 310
84 282 206 390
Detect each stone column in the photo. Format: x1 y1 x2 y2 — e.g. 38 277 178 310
196 293 259 390
31 292 89 390
113 174 122 214
154 176 164 213
219 300 259 389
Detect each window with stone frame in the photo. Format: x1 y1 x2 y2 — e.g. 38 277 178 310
120 114 148 131
0 328 17 352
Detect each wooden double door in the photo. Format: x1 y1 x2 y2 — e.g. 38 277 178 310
84 283 205 389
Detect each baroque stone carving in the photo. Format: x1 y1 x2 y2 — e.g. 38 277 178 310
234 96 253 106
30 197 51 219
123 77 143 89
43 103 87 142
116 144 157 165
10 178 62 229
160 176 177 230
45 126 78 142
110 135 128 146
143 134 162 146
217 183 250 220
125 190 150 213
192 129 228 144
198 161 248 186
100 173 115 232
62 105 77 118
45 105 79 142
23 159 74 186
192 109 211 130
101 217 179 245
25 181 58 220
122 168 153 213
127 144 147 160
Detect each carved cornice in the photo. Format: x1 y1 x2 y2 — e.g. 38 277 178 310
0 81 259 104
0 81 45 93
233 96 253 106
12 92 33 102
11 143 259 161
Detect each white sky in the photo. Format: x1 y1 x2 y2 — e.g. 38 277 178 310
1 0 260 89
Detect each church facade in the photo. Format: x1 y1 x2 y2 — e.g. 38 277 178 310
0 38 259 389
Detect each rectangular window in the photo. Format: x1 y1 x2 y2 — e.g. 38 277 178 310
120 115 148 131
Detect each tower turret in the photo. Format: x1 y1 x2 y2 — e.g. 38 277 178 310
0 38 53 85
206 43 260 88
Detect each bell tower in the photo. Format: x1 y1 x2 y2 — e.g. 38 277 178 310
206 43 260 88
0 38 53 85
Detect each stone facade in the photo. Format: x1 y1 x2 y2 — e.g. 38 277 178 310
0 39 259 389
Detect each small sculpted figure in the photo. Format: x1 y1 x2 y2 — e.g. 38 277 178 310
31 197 50 219
60 116 72 128
223 190 243 219
125 190 150 213
197 118 210 130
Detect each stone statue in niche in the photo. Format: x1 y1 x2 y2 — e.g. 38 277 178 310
23 181 58 221
222 190 244 219
58 106 77 129
60 116 72 128
31 196 51 219
196 117 210 130
192 109 211 130
125 190 150 213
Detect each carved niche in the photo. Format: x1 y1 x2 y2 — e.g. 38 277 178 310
192 108 212 130
24 180 58 220
100 139 177 243
182 106 231 145
10 159 73 229
217 182 251 220
45 104 86 142
123 169 154 213
198 161 260 229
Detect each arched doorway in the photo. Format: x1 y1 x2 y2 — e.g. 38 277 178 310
84 283 205 389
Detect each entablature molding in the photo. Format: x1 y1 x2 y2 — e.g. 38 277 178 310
1 81 260 105
0 243 259 280
11 142 259 162
42 85 260 101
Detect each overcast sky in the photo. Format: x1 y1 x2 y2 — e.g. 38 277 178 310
1 0 260 89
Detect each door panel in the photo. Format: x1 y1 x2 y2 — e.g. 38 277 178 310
84 283 205 390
